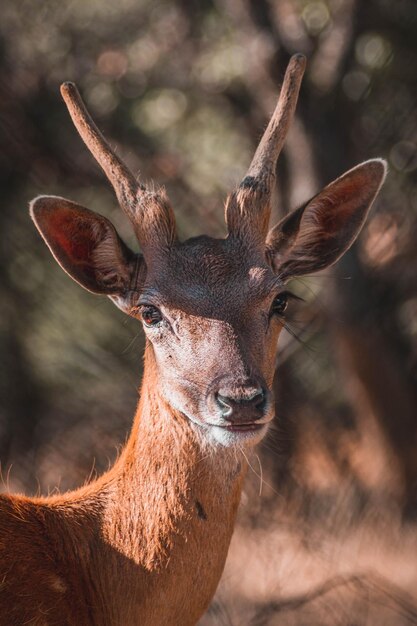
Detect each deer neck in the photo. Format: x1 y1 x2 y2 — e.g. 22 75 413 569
105 345 245 562
85 344 246 622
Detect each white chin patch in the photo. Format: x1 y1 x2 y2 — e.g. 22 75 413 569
166 394 271 448
208 424 269 447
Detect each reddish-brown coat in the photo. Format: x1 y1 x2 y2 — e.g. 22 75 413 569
0 348 245 625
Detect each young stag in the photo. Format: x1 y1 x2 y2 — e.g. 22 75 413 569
0 55 386 625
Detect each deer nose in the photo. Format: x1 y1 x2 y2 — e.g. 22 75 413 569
214 384 267 422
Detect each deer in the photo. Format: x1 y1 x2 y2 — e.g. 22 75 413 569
0 54 386 626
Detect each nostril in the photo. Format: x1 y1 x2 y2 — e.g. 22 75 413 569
239 388 266 409
216 393 233 417
252 389 266 409
246 388 263 402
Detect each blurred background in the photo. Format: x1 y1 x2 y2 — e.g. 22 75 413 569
1 0 416 623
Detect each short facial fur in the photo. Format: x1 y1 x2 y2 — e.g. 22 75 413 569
131 235 285 446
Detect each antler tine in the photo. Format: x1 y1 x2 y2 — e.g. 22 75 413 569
246 53 306 182
225 54 306 242
60 82 177 252
61 82 139 217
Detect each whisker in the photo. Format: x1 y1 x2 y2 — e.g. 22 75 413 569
240 448 285 502
255 453 263 497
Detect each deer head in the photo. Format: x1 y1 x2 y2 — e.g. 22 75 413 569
30 55 386 447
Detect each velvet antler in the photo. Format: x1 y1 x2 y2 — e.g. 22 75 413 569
225 54 306 243
60 82 176 254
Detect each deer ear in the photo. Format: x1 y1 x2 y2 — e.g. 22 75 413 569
267 159 387 280
30 196 142 310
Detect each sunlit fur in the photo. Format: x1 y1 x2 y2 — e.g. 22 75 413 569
0 353 246 625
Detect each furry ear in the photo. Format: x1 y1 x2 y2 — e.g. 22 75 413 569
267 159 387 280
30 196 143 309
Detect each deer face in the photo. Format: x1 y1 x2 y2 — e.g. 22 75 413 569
29 56 387 448
133 236 286 445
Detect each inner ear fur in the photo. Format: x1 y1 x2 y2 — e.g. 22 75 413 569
267 159 387 280
30 196 142 300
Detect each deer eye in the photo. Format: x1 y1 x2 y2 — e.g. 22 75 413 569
271 292 289 317
140 305 163 327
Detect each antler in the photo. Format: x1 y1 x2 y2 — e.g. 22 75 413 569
60 82 176 252
225 54 306 242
